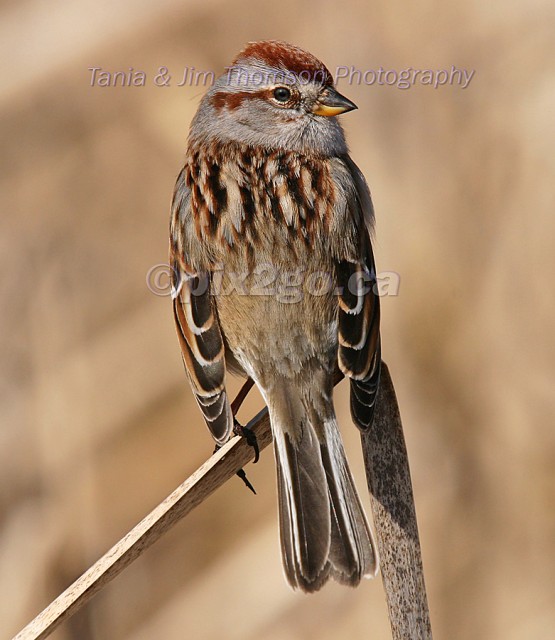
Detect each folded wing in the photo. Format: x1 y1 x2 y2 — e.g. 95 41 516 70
336 156 381 430
170 170 233 444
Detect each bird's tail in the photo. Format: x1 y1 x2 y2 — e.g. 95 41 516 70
268 380 378 593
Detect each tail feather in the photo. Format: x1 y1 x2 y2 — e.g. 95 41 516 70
270 385 378 593
321 420 377 584
274 426 331 592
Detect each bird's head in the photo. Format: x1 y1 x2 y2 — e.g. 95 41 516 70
190 40 356 156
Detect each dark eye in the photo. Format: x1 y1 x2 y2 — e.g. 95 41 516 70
273 87 291 103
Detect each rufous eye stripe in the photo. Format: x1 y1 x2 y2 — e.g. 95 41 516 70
211 88 279 111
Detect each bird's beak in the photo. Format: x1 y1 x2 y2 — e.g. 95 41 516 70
312 87 358 117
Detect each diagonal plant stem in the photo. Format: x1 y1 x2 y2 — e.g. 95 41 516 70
12 409 271 640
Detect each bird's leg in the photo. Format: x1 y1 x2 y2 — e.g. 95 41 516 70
231 377 260 464
212 378 259 494
231 377 255 415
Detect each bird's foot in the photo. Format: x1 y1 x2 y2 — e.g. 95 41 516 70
213 434 257 495
233 418 260 464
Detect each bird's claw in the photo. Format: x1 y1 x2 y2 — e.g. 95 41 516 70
213 431 257 494
236 468 256 494
233 418 260 463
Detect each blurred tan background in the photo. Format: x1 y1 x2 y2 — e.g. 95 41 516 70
1 1 554 638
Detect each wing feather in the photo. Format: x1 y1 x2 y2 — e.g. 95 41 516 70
170 172 233 444
336 156 382 431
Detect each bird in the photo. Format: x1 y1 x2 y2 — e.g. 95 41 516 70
170 40 381 592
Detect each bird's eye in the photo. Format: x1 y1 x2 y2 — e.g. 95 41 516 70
273 87 292 103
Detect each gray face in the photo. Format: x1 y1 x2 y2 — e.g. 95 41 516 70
189 60 349 157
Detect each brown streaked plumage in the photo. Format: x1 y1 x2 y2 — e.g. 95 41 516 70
180 140 335 245
170 40 381 592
